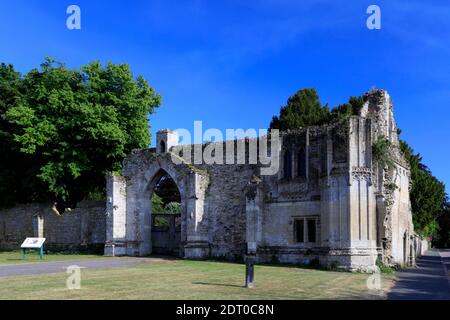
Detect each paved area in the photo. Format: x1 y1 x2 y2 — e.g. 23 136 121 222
441 249 450 279
388 249 450 300
0 257 164 278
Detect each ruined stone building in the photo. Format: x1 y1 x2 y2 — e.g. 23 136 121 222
105 89 425 271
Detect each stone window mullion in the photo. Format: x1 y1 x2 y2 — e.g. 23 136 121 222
304 217 308 243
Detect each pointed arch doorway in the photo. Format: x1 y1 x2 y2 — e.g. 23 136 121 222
150 169 182 256
105 151 211 259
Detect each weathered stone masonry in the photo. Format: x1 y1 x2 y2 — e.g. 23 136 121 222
0 201 105 252
105 89 425 271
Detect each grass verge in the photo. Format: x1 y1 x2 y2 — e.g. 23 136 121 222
0 259 395 300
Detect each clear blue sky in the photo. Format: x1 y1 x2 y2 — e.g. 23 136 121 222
0 0 449 191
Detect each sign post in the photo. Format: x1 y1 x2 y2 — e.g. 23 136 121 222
245 255 255 288
20 238 46 259
245 241 257 288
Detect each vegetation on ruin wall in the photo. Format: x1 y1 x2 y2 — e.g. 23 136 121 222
0 58 161 212
371 136 448 239
372 137 396 171
270 88 449 243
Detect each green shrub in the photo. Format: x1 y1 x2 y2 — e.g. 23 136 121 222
309 258 320 268
376 257 395 274
372 137 395 169
270 255 280 264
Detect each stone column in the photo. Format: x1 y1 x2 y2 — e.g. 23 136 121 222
33 214 44 238
104 173 127 256
244 175 263 258
184 172 210 259
347 117 378 271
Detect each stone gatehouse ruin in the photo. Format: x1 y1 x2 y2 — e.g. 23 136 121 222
105 89 426 271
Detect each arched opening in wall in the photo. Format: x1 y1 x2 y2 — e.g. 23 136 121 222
160 140 166 153
150 170 182 256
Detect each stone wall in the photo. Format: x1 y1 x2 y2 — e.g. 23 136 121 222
106 89 420 271
199 162 255 259
388 164 414 265
0 201 106 253
419 238 429 256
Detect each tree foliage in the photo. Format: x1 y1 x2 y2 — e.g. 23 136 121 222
329 96 365 122
269 88 364 130
400 140 447 237
0 58 161 212
151 174 181 214
151 194 181 214
153 174 181 204
0 63 48 205
269 88 330 130
164 201 181 214
151 193 165 213
435 201 450 247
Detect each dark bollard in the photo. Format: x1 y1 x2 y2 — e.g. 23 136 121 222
245 255 255 288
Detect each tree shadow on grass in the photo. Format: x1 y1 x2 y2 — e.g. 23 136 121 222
192 281 245 288
6 258 27 261
5 258 49 262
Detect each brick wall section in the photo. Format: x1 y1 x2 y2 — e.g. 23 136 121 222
0 201 106 252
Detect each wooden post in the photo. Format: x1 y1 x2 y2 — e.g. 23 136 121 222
245 255 255 288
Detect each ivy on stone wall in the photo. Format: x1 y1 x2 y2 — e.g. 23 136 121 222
372 137 395 170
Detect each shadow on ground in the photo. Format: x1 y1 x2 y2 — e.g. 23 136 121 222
388 251 450 300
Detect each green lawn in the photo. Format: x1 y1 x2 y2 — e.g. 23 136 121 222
0 251 106 266
0 258 395 300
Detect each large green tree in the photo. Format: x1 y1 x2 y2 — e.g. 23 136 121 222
329 96 365 122
269 88 330 130
0 63 47 206
269 88 365 130
0 58 161 212
400 141 447 237
435 201 450 247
